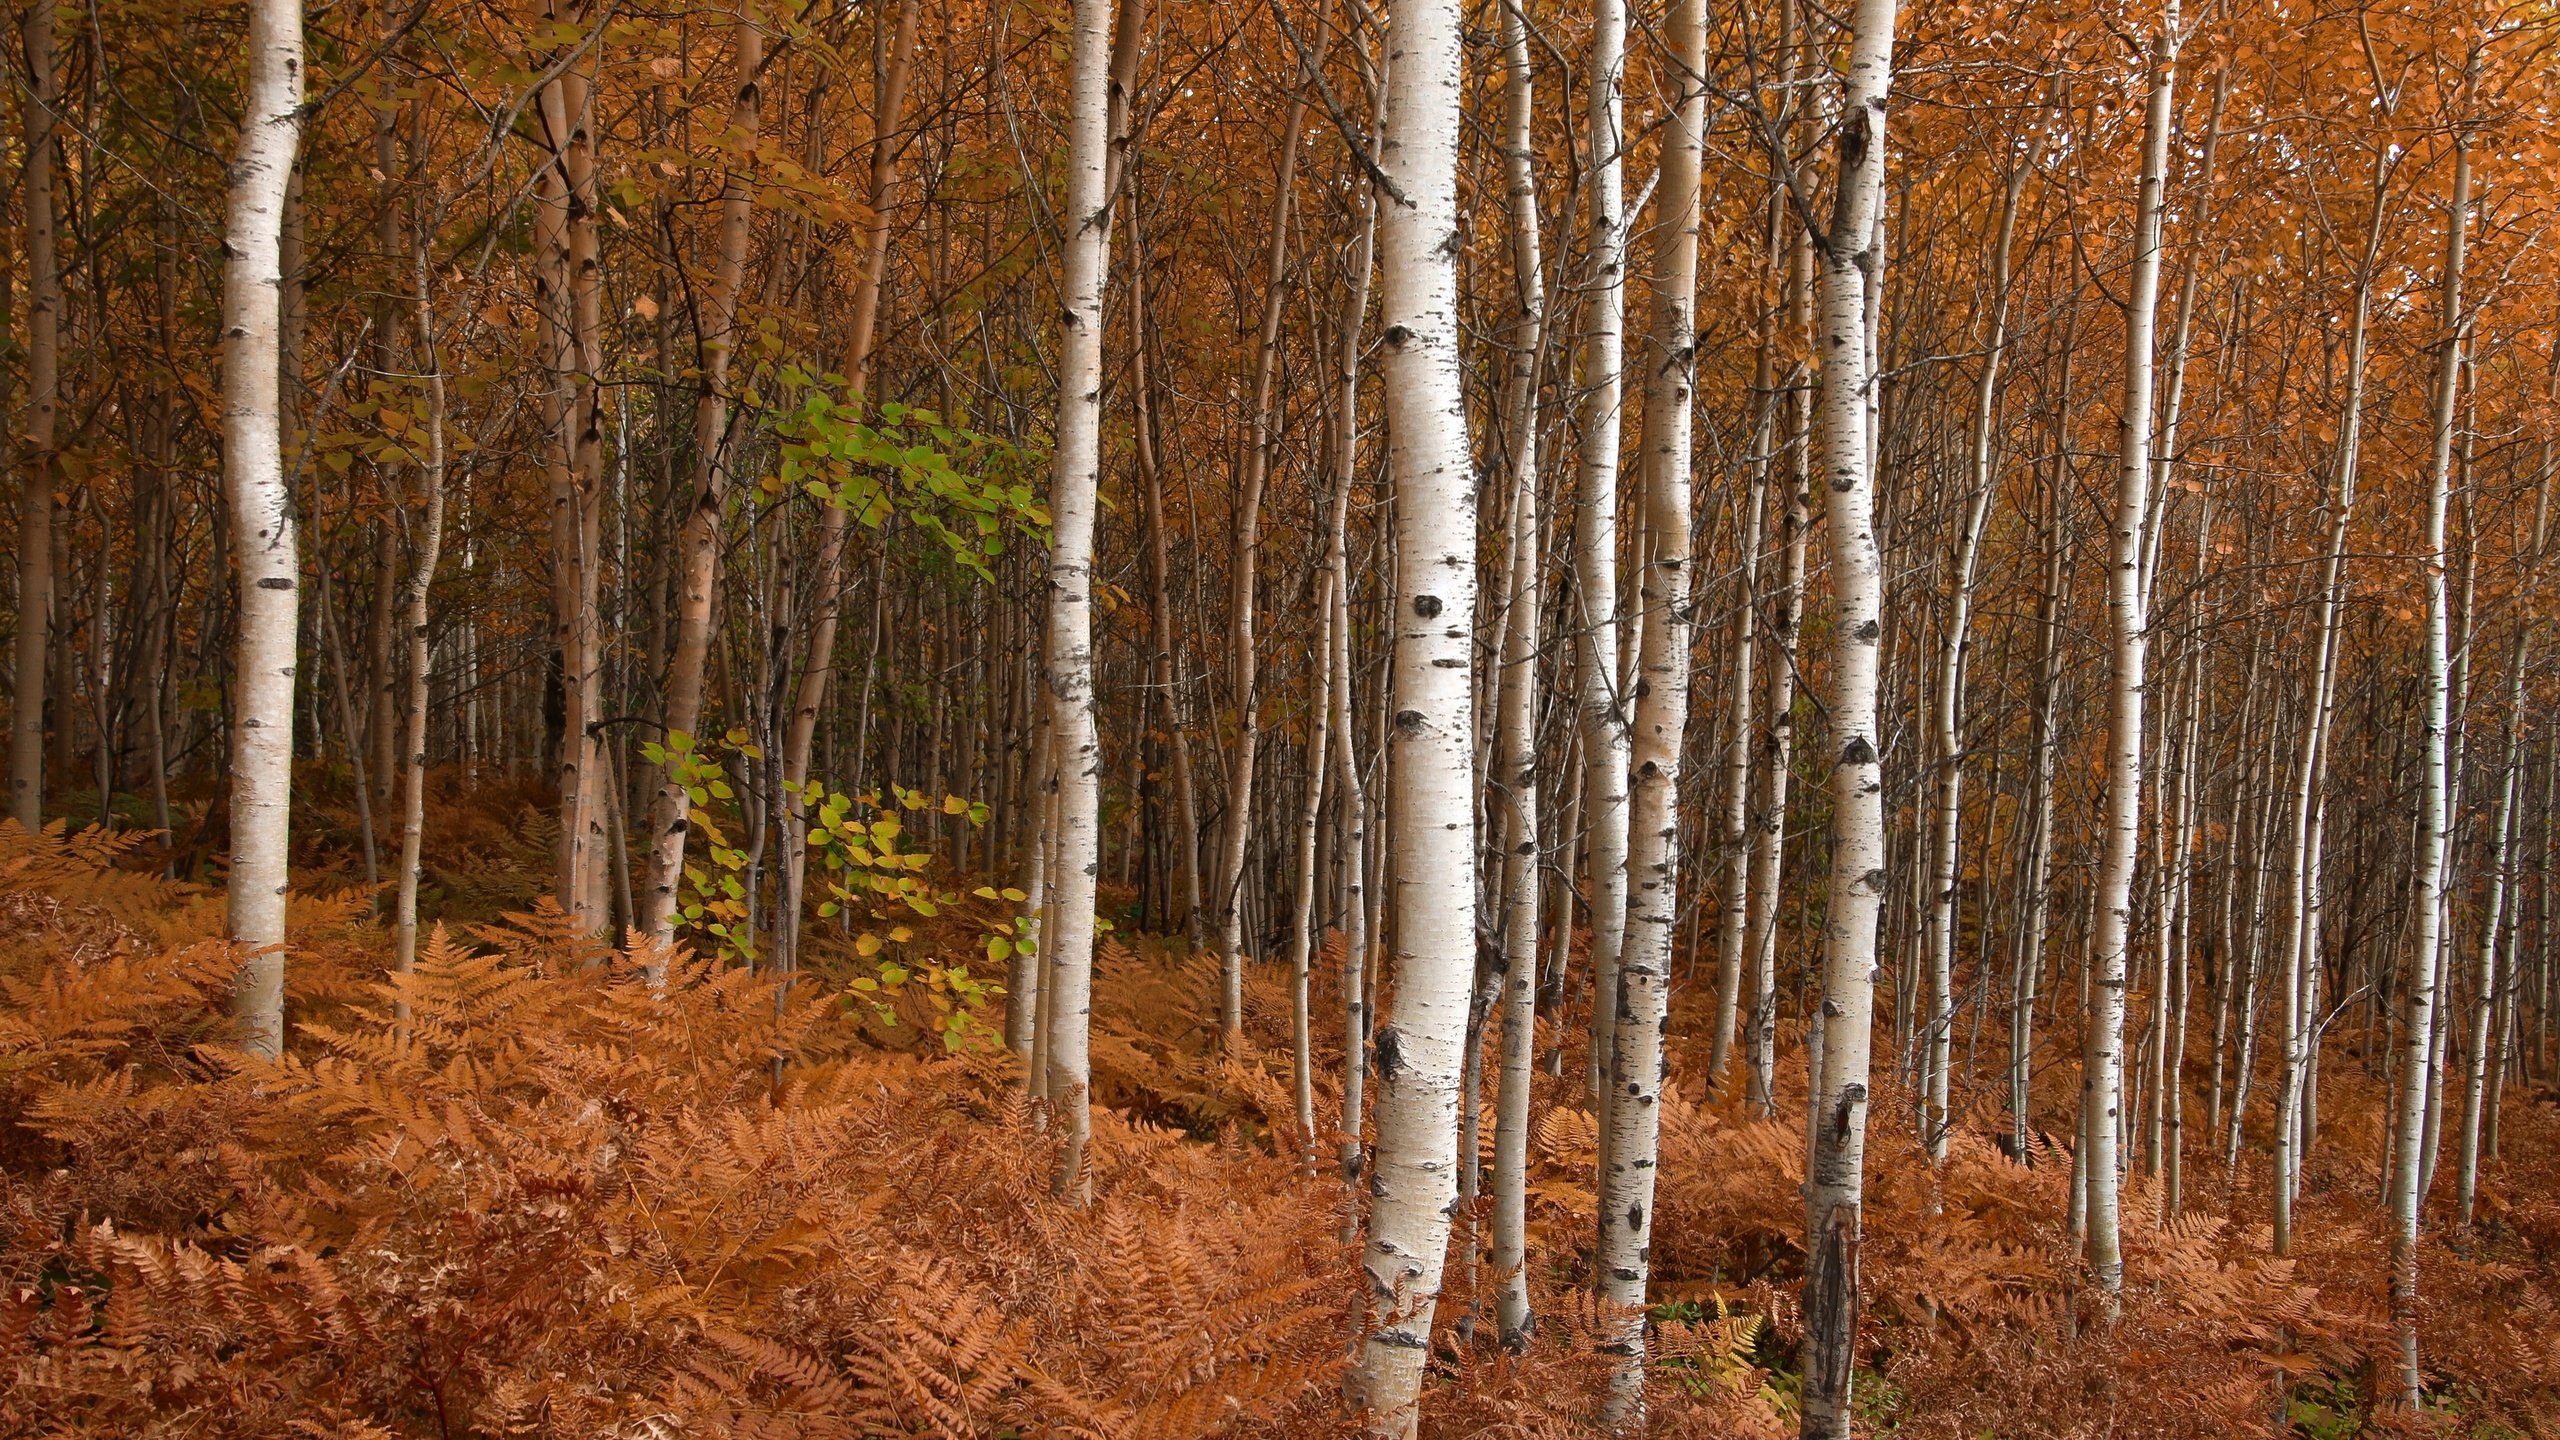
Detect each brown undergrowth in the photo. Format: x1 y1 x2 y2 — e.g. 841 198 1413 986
4 821 2559 1436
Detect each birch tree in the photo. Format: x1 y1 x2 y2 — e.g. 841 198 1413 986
1037 0 1113 1204
638 10 762 947
220 0 307 1059
2082 1 2177 1306
1349 0 1476 1421
2274 147 2393 1255
2389 105 2469 1410
392 236 449 978
1575 0 1632 1102
1797 0 1896 1429
779 0 922 975
1596 0 1704 1418
533 20 609 930
1922 128 2035 1162
1487 0 1543 1352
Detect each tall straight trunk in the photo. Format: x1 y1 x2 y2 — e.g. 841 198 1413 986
2389 118 2468 1411
1038 0 1112 1204
780 0 922 973
2082 5 2176 1306
1796 2 1897 1433
1574 0 1632 1103
1924 142 2032 1162
12 0 59 831
393 236 449 978
1131 251 1207 952
1598 0 1705 1419
220 0 307 1059
2273 155 2388 1253
1706 200 1776 1086
1328 89 1379 1177
2012 452 2066 1156
2457 662 2523 1225
1349 0 1474 1423
1488 0 1544 1351
639 11 762 949
536 22 609 930
1286 614 1331 1164
1215 67 1315 1050
1747 145 1815 1118
367 51 403 802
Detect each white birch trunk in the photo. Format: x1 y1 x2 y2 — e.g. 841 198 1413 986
2457 677 2522 1225
2273 156 2387 1253
2391 125 2468 1405
1330 193 1376 1181
221 0 307 1058
1489 0 1543 1351
1596 0 1704 1420
2082 4 2177 1304
1923 147 2032 1162
1575 0 1632 1103
1039 0 1113 1205
1747 215 1814 1119
1350 0 1475 1422
1797 1 1897 1431
1213 72 1312 1050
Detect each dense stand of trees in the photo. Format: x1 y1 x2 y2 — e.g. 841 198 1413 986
6 0 2560 1431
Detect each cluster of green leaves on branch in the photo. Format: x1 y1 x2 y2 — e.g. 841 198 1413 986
770 367 1049 580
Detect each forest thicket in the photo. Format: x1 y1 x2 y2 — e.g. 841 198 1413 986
4 0 2560 1435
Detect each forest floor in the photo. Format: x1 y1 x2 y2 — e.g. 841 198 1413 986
5 772 2560 1436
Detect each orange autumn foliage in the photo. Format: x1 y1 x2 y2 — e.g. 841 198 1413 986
6 819 2560 1437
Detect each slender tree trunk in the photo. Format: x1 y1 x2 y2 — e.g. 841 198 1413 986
1747 179 1814 1120
1350 0 1475 1422
2081 4 2176 1308
1706 207 1774 1086
2457 670 2522 1225
1575 0 1632 1105
780 0 922 973
1488 0 1543 1351
534 21 609 931
1286 622 1331 1166
1330 143 1379 1185
2273 152 2389 1253
1924 142 2033 1162
1038 0 1112 1205
1595 0 1704 1420
220 0 307 1058
1214 65 1315 1051
1796 2 1897 1432
639 11 762 950
393 236 449 979
2389 117 2467 1411
11 0 59 831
